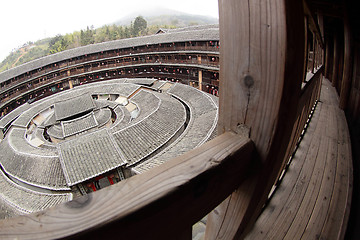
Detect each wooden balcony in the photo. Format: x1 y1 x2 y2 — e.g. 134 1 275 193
0 0 358 239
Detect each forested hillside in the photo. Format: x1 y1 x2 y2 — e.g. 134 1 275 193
0 14 217 73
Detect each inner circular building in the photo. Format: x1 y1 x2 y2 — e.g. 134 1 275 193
0 25 219 219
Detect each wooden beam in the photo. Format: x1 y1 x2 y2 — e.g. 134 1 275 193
206 0 305 238
304 0 324 48
339 10 352 109
0 132 254 240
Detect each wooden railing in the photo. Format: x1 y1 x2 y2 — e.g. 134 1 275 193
0 132 253 239
0 0 328 239
1 47 219 94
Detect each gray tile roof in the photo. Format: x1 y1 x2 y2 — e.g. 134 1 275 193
0 79 218 200
124 78 157 86
12 98 56 128
150 80 167 90
0 169 72 214
0 27 219 84
41 112 57 128
94 108 112 127
94 99 119 110
0 196 22 219
133 83 218 174
110 105 131 132
58 129 126 186
0 129 68 190
112 92 186 166
0 103 31 129
62 112 98 137
165 24 219 33
47 124 64 139
7 127 57 156
54 94 95 121
85 80 140 98
168 83 218 117
129 89 161 124
34 127 56 148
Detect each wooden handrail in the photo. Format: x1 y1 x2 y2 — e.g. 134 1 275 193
206 0 307 238
0 132 254 239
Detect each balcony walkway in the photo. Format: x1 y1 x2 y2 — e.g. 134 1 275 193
245 78 352 239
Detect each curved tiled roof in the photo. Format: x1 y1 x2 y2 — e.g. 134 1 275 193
129 89 161 123
133 83 218 174
0 24 219 219
112 92 186 166
0 135 68 190
58 129 126 186
0 169 72 214
0 27 219 84
0 79 218 218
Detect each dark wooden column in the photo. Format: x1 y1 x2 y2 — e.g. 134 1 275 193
312 33 317 73
325 38 333 80
332 30 340 88
206 0 305 238
339 11 352 109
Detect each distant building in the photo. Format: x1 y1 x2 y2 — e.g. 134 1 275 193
0 25 219 219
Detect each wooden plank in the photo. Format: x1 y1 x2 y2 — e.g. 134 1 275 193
264 103 327 239
245 102 323 239
320 107 353 239
246 79 352 240
207 0 305 238
286 104 335 239
0 133 254 240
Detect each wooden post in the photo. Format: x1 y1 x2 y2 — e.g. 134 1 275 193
69 80 73 89
312 35 316 73
339 10 352 109
325 39 331 79
332 32 339 88
197 55 202 64
198 70 203 91
304 16 309 80
206 0 305 238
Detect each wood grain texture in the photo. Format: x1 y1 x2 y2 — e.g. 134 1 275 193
339 13 352 109
0 132 254 240
332 33 339 88
245 97 323 240
207 0 305 238
245 79 352 240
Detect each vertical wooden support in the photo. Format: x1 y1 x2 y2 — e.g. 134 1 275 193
312 35 316 73
206 0 305 239
332 32 339 88
198 70 203 91
69 80 73 89
318 11 325 44
339 11 352 109
303 16 309 78
325 39 331 79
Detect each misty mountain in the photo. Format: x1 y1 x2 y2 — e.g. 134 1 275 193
0 9 218 73
114 7 218 27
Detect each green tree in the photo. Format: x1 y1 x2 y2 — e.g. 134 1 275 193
49 35 68 54
133 16 147 36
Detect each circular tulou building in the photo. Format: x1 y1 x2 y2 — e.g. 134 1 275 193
0 25 220 219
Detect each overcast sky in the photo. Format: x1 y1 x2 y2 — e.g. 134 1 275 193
0 0 219 62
